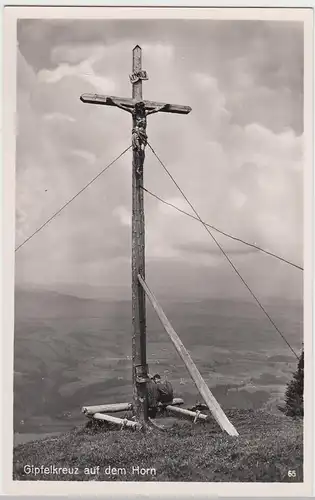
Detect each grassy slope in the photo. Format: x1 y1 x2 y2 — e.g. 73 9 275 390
13 409 303 482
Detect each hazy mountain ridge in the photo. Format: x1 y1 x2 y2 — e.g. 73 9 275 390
14 287 303 437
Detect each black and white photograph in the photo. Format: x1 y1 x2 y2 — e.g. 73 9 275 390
2 5 313 496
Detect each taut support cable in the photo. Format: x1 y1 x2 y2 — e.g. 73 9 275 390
15 146 131 252
141 186 303 271
148 142 299 360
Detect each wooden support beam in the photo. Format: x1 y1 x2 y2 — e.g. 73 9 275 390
82 402 133 415
138 274 239 437
165 405 208 421
82 398 184 416
159 397 184 407
92 413 142 430
80 94 192 115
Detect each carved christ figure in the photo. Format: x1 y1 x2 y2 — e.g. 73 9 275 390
110 98 168 174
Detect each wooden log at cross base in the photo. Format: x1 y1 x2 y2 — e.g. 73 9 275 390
159 398 184 407
82 402 133 415
165 405 208 421
82 398 184 416
138 274 239 437
92 413 142 430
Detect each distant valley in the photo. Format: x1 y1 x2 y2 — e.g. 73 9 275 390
14 288 303 438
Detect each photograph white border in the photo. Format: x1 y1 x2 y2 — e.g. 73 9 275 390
1 4 313 497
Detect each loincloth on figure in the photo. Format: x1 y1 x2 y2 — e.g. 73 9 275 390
132 126 147 151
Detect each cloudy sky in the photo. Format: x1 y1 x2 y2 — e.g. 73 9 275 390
15 18 304 301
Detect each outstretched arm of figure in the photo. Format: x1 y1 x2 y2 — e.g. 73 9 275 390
108 97 133 113
146 104 170 116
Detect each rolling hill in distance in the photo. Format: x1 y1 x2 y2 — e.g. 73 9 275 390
14 287 303 442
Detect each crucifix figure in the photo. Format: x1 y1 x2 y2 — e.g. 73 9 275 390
108 98 168 175
80 45 191 424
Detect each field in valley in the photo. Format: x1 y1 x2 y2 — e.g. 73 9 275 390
13 288 303 442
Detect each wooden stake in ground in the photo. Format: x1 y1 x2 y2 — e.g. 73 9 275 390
80 45 191 424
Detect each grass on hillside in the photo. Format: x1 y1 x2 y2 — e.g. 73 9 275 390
13 409 303 482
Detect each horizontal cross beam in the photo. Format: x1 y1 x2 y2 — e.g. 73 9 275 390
80 93 192 115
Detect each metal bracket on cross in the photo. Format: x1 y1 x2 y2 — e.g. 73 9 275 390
135 364 149 384
193 410 201 424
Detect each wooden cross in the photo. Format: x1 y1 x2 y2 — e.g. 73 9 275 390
80 45 191 423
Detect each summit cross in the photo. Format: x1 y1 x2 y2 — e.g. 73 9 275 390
80 45 191 424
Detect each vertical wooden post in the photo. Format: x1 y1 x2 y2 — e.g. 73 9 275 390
80 46 191 426
131 45 148 422
132 45 142 101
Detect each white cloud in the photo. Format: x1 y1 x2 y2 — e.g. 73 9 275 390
230 189 247 209
193 72 218 90
113 206 131 227
70 149 96 164
38 53 116 94
51 44 106 66
142 43 174 62
15 27 303 299
44 112 75 122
